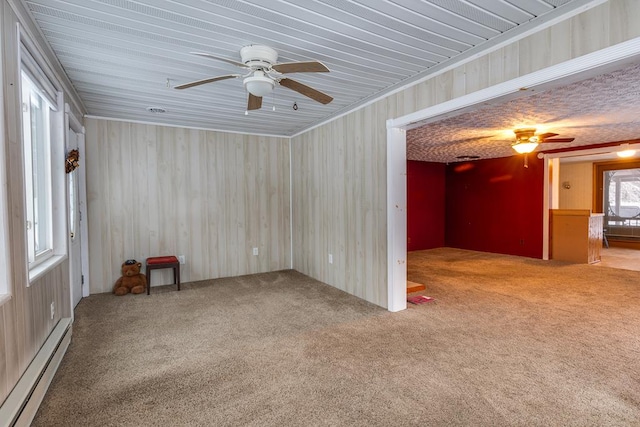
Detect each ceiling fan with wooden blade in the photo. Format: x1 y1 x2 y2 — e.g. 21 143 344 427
511 128 575 154
279 78 333 104
174 74 241 90
536 132 575 143
174 45 333 110
511 128 575 168
247 93 262 111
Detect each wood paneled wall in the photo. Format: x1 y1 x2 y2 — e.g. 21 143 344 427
291 0 640 308
0 0 79 405
292 104 390 306
559 162 594 210
84 119 291 294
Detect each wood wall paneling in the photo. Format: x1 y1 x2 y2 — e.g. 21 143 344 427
518 21 571 75
559 162 593 210
292 98 388 307
292 0 637 308
2 0 637 406
609 0 640 45
571 3 610 59
1 0 79 405
85 119 291 294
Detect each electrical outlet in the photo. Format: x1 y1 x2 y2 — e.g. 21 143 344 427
253 247 259 256
178 255 186 264
328 254 333 264
50 302 55 320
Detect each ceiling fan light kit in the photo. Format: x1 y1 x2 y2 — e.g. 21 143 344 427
243 71 275 97
175 44 333 112
511 127 575 154
512 141 539 154
511 128 539 154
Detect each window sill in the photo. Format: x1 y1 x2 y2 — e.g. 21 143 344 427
28 254 66 285
0 294 12 308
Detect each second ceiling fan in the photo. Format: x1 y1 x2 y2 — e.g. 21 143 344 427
174 45 333 111
511 128 575 154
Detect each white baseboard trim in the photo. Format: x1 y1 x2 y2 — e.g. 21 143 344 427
0 318 72 427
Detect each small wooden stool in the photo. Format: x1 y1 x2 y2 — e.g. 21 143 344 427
146 256 180 294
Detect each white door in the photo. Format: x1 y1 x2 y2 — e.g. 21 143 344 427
67 128 83 308
66 105 87 310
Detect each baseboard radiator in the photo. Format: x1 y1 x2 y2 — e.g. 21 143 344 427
0 318 72 427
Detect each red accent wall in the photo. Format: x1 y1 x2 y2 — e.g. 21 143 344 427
407 161 446 251
445 156 544 258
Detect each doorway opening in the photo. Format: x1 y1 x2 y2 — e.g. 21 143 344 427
386 39 640 312
65 105 88 314
595 160 640 246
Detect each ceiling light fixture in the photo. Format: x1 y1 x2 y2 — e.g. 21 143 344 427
511 128 539 154
243 70 275 97
617 143 636 158
512 141 539 154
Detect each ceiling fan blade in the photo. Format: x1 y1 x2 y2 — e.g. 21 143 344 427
190 52 247 69
538 132 559 140
272 61 330 74
247 94 262 111
174 74 240 90
279 78 333 104
542 138 575 143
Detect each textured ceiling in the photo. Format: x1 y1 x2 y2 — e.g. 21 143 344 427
23 0 580 136
407 62 640 163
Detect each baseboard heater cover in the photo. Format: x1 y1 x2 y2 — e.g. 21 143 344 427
0 318 72 427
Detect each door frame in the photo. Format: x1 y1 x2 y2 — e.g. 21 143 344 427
65 104 89 310
386 37 640 312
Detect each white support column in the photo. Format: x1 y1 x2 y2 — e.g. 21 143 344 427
550 158 560 209
386 123 407 312
542 156 560 260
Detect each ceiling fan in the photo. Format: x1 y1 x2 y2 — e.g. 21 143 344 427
511 128 575 154
174 45 333 111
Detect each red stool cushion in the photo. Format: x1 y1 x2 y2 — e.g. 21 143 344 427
146 256 179 265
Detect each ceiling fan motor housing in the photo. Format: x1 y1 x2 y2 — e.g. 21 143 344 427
514 128 537 142
241 45 278 68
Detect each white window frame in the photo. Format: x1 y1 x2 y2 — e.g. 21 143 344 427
19 28 67 284
0 23 10 305
21 72 54 266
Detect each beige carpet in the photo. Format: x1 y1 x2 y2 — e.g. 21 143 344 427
33 248 640 426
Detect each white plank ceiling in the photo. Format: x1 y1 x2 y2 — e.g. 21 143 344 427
24 0 582 137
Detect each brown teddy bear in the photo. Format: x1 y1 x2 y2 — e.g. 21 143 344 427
113 259 147 296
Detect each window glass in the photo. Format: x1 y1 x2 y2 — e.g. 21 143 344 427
21 72 54 265
604 168 640 237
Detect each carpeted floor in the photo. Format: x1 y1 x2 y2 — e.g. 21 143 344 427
33 248 640 426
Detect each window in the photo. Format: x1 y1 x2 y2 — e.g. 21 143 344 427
0 57 8 303
19 32 66 282
604 168 640 238
595 160 640 242
21 72 54 264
